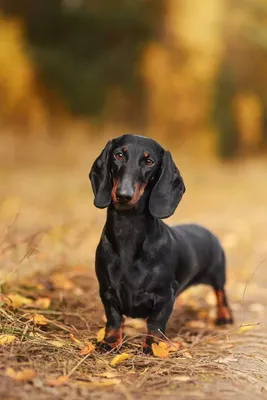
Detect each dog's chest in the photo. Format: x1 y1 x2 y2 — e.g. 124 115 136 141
108 260 155 318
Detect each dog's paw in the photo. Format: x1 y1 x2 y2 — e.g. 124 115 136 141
96 339 123 353
95 341 114 353
142 343 153 356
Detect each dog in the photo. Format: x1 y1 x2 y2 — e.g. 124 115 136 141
89 134 233 354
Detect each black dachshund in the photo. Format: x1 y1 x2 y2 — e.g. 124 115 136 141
89 134 233 354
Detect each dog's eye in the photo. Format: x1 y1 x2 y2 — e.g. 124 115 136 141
114 152 124 161
145 158 154 166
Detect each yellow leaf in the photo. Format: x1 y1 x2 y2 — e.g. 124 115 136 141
7 293 33 309
238 324 255 334
168 341 182 352
152 342 169 358
79 342 95 355
34 297 51 309
5 368 36 382
69 333 83 345
110 353 132 366
46 375 69 387
0 334 16 345
30 314 49 325
96 328 105 343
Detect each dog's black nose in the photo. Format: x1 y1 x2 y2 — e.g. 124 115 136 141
116 189 133 204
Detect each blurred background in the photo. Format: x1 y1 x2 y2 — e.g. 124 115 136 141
0 0 267 159
0 0 267 309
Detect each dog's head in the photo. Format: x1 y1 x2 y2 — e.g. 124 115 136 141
89 134 185 218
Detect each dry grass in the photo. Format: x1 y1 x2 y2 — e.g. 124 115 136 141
0 134 267 399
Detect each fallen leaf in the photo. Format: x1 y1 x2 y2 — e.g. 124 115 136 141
152 342 169 358
172 375 192 382
79 342 95 355
96 328 105 343
34 297 51 309
46 375 69 387
70 333 83 345
6 293 33 309
0 334 16 345
5 368 36 382
110 353 132 366
238 324 255 334
30 314 49 325
168 342 182 352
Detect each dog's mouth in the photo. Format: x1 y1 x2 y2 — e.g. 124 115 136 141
114 202 135 210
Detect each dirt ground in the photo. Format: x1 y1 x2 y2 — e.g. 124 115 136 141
0 136 267 399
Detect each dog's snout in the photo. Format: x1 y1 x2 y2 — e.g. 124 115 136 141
116 187 134 204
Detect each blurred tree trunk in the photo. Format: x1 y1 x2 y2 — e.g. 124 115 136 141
212 0 267 158
212 62 240 159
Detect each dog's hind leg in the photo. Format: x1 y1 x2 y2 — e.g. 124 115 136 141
208 253 234 325
214 287 233 325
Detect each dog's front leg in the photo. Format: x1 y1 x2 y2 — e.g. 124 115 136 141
143 297 174 355
97 292 124 353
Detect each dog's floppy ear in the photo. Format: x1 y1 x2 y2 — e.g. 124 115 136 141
149 150 186 219
89 140 112 208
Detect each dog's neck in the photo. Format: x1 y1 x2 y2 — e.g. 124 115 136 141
105 203 156 256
